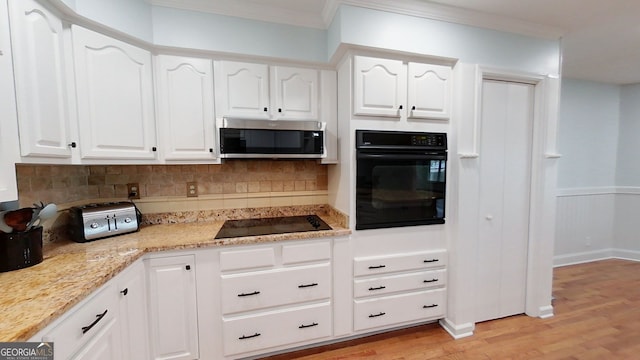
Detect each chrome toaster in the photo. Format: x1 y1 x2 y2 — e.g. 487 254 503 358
69 202 141 242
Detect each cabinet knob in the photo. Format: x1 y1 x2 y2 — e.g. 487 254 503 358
486 214 494 220
209 148 213 153
411 105 416 111
278 108 282 113
185 265 191 270
120 288 128 296
68 142 77 148
263 107 268 112
152 146 157 152
399 105 403 110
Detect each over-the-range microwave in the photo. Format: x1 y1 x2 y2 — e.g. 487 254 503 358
217 118 325 159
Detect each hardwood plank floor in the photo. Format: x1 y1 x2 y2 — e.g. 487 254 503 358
261 259 640 359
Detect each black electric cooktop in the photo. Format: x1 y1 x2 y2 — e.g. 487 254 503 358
214 215 332 239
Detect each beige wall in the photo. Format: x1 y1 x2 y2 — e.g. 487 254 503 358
16 161 329 211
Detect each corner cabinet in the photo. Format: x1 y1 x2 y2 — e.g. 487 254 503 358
146 254 199 360
214 61 320 121
71 25 157 161
28 259 149 360
8 0 73 159
155 55 217 161
353 56 451 120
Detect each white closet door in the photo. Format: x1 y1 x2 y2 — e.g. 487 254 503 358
476 80 534 323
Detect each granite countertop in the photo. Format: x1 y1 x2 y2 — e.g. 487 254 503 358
0 211 349 342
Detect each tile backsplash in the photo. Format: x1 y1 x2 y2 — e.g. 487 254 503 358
16 160 328 208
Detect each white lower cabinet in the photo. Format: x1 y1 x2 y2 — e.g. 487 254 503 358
146 254 199 360
218 239 333 358
29 260 149 360
222 302 332 356
352 250 447 332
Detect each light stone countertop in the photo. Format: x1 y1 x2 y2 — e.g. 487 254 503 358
0 213 349 342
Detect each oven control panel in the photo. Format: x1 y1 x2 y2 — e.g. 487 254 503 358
411 134 446 147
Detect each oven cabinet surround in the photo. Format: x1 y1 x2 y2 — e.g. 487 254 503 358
353 56 452 120
145 253 199 360
215 239 334 359
72 25 158 161
155 54 217 162
8 0 73 160
28 260 147 360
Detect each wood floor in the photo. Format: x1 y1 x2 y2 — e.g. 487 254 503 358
262 259 640 359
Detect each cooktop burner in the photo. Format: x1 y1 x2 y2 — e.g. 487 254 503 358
214 215 332 239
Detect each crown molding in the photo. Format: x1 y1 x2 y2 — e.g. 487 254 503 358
148 0 565 40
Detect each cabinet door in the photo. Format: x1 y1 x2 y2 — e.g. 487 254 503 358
156 55 216 160
117 261 149 360
0 0 19 201
407 63 451 120
72 25 157 160
271 66 318 120
9 0 72 158
353 56 406 117
215 61 270 119
146 255 198 360
71 317 122 360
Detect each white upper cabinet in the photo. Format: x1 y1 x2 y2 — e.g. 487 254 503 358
0 0 19 201
155 55 216 161
353 56 452 120
9 0 72 159
215 61 320 121
72 25 157 160
353 56 406 117
407 63 451 120
271 66 319 120
215 61 270 119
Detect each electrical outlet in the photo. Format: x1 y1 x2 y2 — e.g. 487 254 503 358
187 182 198 197
127 183 140 199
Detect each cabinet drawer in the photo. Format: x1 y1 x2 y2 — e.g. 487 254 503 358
354 250 446 277
41 283 118 360
223 302 332 356
282 241 331 265
220 247 276 272
221 263 331 314
354 269 446 298
353 289 445 332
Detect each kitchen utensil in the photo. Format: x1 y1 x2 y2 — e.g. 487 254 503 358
3 207 35 232
26 203 57 231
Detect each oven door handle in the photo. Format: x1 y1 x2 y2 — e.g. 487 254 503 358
357 152 447 161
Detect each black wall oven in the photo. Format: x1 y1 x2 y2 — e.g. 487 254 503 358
356 130 447 230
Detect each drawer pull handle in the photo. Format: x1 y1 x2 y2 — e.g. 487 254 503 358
368 312 386 318
238 291 261 297
298 283 318 288
299 322 319 329
368 286 386 291
81 309 108 334
423 304 439 309
424 259 439 263
239 333 261 340
423 279 439 283
368 265 386 269
120 288 128 296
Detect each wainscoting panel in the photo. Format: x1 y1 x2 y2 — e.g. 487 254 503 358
613 192 640 257
554 190 615 266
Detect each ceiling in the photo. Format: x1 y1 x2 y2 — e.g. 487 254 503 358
150 0 640 84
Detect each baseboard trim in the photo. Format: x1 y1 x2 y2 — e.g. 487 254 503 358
553 249 614 267
554 249 640 267
439 318 474 339
538 305 554 319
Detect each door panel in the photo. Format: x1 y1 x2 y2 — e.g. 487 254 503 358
476 80 533 322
